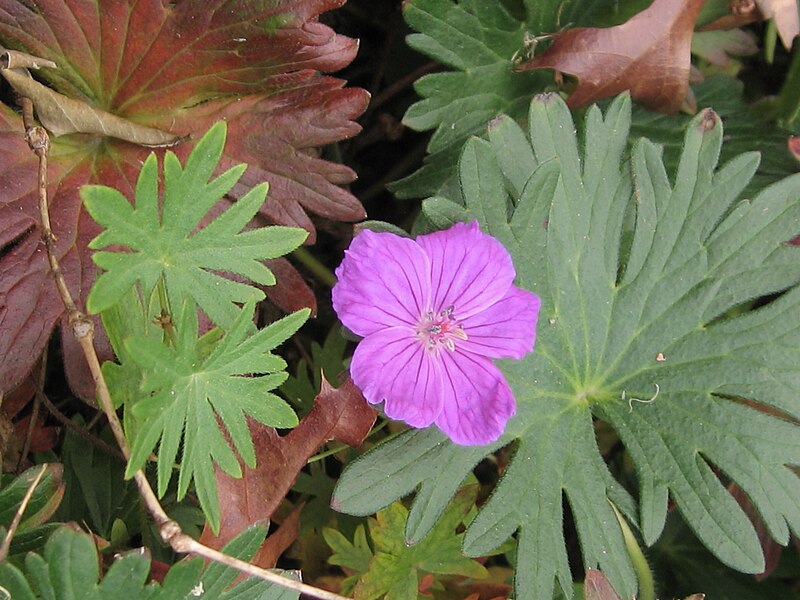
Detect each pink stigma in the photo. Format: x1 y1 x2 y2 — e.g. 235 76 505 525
416 305 468 353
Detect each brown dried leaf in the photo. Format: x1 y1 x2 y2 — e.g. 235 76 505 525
199 377 376 550
252 502 303 569
0 68 181 146
517 0 706 113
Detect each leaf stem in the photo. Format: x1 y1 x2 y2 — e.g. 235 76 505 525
307 418 389 463
293 247 337 287
156 276 178 347
609 501 655 600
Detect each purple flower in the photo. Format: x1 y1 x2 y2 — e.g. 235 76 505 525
332 221 541 446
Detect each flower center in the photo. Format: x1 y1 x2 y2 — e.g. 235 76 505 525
416 305 468 353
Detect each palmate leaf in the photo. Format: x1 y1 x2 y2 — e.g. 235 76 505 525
0 525 300 600
82 121 307 329
123 299 309 532
0 0 367 397
334 93 800 599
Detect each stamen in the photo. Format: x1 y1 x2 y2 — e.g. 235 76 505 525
416 305 467 354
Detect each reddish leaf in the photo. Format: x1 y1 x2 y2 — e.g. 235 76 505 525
789 137 800 162
252 502 303 569
0 0 368 395
583 569 622 600
199 377 376 551
517 0 705 113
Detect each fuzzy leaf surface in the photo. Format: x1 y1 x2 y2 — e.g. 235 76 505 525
82 121 307 329
0 525 299 600
123 300 309 532
335 93 800 599
0 0 367 395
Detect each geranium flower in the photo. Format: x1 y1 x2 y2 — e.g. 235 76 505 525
332 221 541 445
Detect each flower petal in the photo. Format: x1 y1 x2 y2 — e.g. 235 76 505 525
435 350 516 445
350 327 443 428
332 230 431 336
416 221 515 319
460 287 541 359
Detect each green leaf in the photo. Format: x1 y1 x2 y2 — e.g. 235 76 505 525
0 525 299 600
394 2 797 200
323 524 373 595
335 93 800 599
82 121 308 329
0 465 64 531
123 300 309 531
55 422 138 539
348 485 487 600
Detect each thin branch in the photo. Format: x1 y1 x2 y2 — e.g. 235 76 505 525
0 464 47 561
35 386 126 462
177 535 351 600
22 98 351 600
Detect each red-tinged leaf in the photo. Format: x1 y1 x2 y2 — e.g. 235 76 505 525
264 257 318 317
0 0 368 395
199 377 376 550
728 483 786 581
251 502 303 569
517 0 706 113
583 569 623 600
789 137 800 162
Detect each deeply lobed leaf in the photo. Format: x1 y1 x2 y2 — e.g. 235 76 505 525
82 122 308 329
334 93 800 599
0 0 367 396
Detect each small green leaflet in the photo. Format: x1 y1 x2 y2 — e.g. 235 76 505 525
0 525 299 600
327 485 487 600
82 121 308 329
124 299 309 532
334 93 800 599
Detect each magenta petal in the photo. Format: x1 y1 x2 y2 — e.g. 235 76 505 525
350 327 443 428
435 351 516 445
416 221 515 320
460 287 541 359
332 230 431 337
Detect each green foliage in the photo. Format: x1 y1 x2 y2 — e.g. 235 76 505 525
281 327 349 414
82 121 308 329
323 524 372 595
124 299 308 532
395 1 797 201
326 485 488 599
0 466 64 560
0 525 299 600
55 423 139 540
334 93 800 599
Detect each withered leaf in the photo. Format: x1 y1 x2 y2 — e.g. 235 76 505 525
1 68 181 146
517 0 706 113
199 377 376 552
